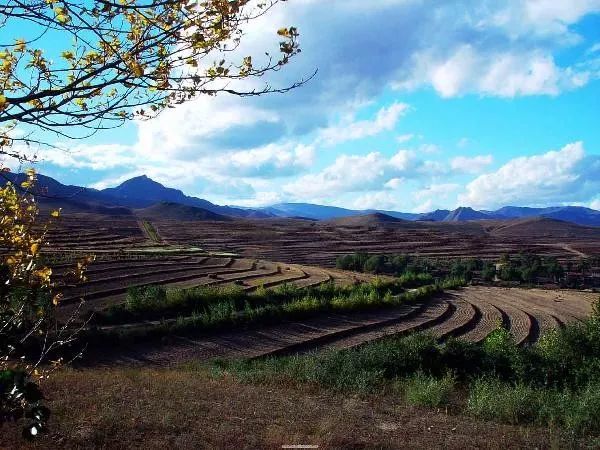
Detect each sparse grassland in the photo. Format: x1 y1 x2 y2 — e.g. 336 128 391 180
214 298 600 438
2 363 585 449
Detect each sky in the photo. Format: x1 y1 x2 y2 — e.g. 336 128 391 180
7 0 600 212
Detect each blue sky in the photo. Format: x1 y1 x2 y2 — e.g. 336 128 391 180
8 0 600 212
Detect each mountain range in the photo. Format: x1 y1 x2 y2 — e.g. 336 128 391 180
2 172 599 226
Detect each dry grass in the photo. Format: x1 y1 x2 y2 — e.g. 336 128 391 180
1 365 585 449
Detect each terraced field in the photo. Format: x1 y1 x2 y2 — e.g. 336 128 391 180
58 254 373 315
92 286 596 366
153 217 600 266
39 214 597 367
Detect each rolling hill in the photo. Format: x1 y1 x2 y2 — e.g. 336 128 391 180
101 175 271 218
324 212 408 227
489 217 600 239
135 202 231 221
443 207 492 222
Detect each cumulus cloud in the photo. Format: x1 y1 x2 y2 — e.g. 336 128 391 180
396 134 415 144
283 149 443 200
396 46 590 97
131 0 600 165
25 0 600 209
318 103 409 146
206 143 315 178
36 144 135 170
451 155 494 174
459 142 600 208
353 191 403 211
412 183 460 212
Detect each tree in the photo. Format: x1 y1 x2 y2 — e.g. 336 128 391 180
364 255 385 274
0 0 306 154
0 0 302 438
0 170 92 438
482 263 496 282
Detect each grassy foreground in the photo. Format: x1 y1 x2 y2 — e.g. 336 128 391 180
1 365 588 449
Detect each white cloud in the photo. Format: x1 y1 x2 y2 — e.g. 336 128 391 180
283 149 443 200
459 142 600 208
38 144 135 170
396 45 590 98
590 198 600 210
396 134 415 144
412 183 460 212
589 43 600 54
206 143 315 178
318 103 409 146
353 191 402 210
451 155 494 174
134 95 282 161
415 183 461 201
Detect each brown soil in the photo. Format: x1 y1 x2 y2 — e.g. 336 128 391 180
83 287 597 367
0 367 586 449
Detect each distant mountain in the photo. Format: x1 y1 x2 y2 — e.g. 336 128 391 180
263 203 420 221
102 175 270 218
0 173 270 219
3 172 598 226
266 203 360 220
443 207 492 222
135 202 230 221
367 209 420 220
493 206 600 227
418 209 451 221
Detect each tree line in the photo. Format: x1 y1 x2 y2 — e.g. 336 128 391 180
336 252 599 287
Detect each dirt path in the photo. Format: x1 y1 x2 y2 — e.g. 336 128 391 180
557 242 588 258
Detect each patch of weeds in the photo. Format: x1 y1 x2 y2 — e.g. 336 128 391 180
403 372 455 407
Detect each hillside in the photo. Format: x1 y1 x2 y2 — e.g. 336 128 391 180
323 212 407 227
489 217 600 238
419 209 451 221
444 207 491 222
102 175 270 218
135 202 231 221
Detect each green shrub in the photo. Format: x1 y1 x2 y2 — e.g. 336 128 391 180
467 379 542 425
403 372 455 407
563 383 600 435
125 285 167 312
481 327 524 380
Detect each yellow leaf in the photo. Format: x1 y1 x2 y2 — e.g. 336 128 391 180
14 39 26 52
132 63 144 77
0 94 7 111
52 293 63 306
51 209 60 218
30 242 39 255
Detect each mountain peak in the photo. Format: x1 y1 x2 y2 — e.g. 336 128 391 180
117 174 162 188
444 207 490 222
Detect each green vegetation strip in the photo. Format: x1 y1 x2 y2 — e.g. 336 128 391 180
140 220 161 243
87 276 465 343
214 298 600 437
